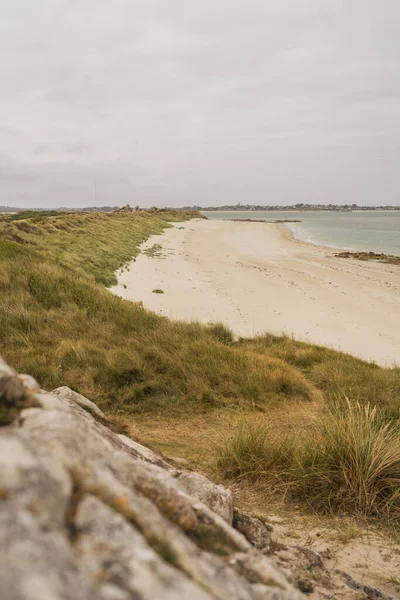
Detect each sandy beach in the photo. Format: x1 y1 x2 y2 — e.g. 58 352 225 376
111 219 400 366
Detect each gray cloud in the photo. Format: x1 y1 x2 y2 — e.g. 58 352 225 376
1 0 399 207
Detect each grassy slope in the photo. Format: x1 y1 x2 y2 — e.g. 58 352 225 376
1 210 400 522
0 210 317 416
1 209 188 286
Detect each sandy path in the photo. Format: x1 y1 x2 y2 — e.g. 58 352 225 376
111 219 400 366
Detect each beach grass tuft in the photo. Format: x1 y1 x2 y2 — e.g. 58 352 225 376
218 398 400 522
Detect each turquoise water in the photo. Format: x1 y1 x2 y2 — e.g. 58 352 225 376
203 211 400 256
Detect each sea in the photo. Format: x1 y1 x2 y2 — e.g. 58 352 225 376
202 211 400 256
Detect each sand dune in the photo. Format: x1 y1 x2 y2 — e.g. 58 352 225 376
111 219 400 366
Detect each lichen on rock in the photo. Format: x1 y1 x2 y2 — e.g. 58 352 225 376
0 354 304 599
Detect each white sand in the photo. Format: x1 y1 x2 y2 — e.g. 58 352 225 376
111 219 400 366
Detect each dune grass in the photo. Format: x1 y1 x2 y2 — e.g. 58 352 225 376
299 400 400 519
1 209 399 523
0 209 196 286
240 334 400 420
0 210 317 418
217 400 400 522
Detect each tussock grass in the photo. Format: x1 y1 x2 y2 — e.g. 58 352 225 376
217 420 297 483
298 400 400 520
218 400 400 522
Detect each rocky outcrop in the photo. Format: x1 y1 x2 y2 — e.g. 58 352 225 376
0 355 304 600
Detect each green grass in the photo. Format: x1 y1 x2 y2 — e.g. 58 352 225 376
152 289 164 294
1 209 400 523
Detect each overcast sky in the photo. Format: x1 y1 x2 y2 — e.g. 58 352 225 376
1 1 400 208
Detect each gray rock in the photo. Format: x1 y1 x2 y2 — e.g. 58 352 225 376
0 355 304 600
295 546 324 569
75 495 211 600
117 434 170 469
52 385 106 419
177 471 234 524
233 508 271 553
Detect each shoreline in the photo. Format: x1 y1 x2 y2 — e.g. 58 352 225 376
203 211 400 257
202 209 400 213
281 222 400 262
282 222 357 253
111 219 400 366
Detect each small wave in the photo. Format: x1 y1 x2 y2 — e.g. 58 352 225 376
286 223 356 252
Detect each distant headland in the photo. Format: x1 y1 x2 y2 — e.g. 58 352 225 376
2 203 400 214
182 203 400 212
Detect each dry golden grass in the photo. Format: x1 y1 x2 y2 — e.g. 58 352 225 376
217 399 400 522
119 398 323 513
298 400 400 519
241 334 400 419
